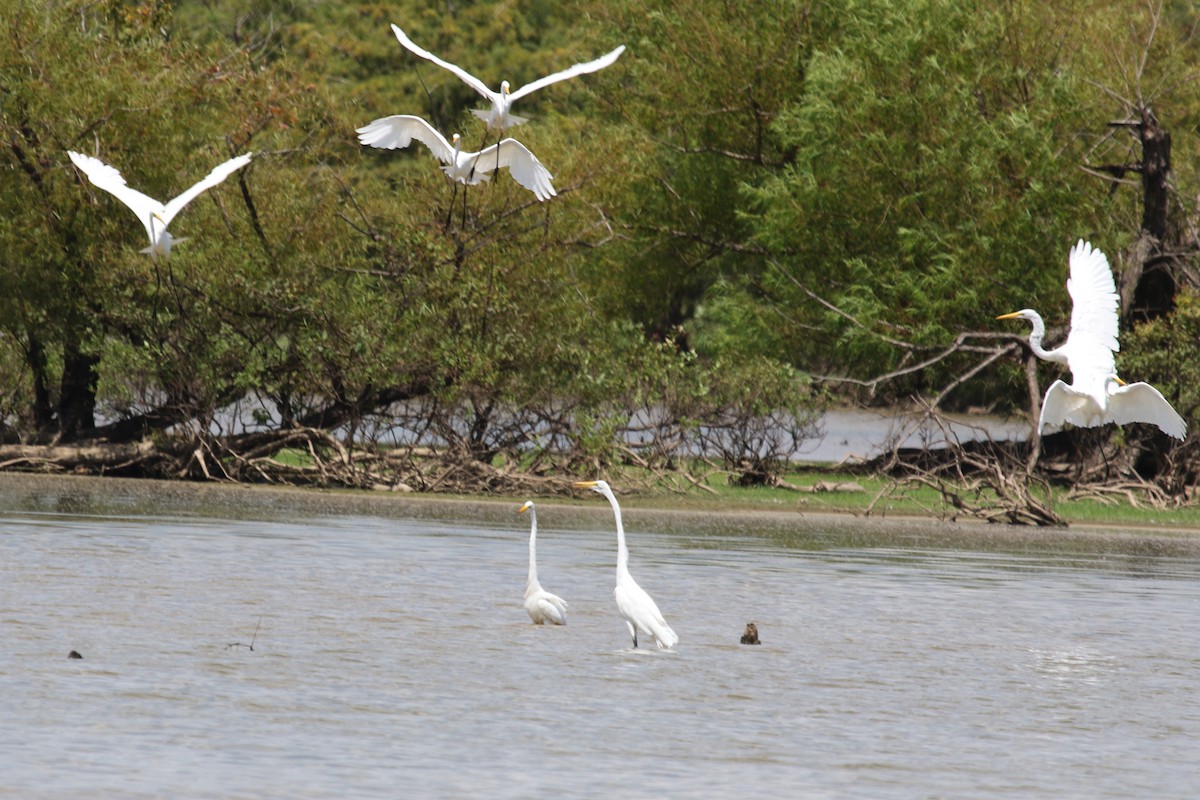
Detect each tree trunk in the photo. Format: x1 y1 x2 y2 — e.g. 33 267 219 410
58 342 99 441
1121 105 1177 322
24 331 55 433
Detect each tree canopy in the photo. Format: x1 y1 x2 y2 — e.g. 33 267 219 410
2 0 1199 490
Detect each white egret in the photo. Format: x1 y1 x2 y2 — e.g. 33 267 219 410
574 480 678 649
67 150 252 260
390 24 625 132
356 114 556 202
997 239 1186 440
518 501 568 626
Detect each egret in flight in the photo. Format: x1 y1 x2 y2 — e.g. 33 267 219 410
390 24 625 132
518 501 568 626
997 239 1186 440
67 150 252 260
356 114 556 202
574 480 678 649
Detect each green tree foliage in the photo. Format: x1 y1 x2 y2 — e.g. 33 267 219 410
749 1 1110 390
1121 288 1200 423
582 0 813 346
3 0 1200 483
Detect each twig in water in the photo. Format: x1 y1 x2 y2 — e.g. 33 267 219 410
226 615 263 652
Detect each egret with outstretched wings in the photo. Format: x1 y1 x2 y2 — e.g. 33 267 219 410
67 150 252 260
997 239 1186 440
390 24 625 132
356 114 556 201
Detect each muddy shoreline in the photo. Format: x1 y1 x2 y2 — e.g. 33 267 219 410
2 472 1198 558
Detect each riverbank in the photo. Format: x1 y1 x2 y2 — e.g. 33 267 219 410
3 471 1198 558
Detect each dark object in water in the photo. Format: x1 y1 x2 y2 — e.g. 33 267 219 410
740 622 760 645
68 650 83 659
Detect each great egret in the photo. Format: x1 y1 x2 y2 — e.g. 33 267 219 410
390 24 625 132
67 150 252 260
574 480 678 649
517 501 568 626
997 239 1186 440
356 115 556 202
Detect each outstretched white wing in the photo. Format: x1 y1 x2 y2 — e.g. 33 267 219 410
1038 379 1100 434
357 115 457 163
160 152 253 228
1067 240 1121 352
1064 238 1121 368
390 24 497 103
68 150 165 242
1109 381 1187 440
506 44 626 101
468 138 556 201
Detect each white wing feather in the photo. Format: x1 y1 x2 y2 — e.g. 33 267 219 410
1040 378 1187 440
506 45 627 101
69 150 251 241
534 592 568 625
356 115 457 163
1064 239 1121 375
390 24 496 102
1038 379 1097 433
160 152 253 228
1109 382 1187 440
469 139 557 201
615 579 678 649
68 151 164 241
390 23 623 126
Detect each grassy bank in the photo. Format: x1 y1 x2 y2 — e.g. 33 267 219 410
598 466 1200 532
2 460 1199 537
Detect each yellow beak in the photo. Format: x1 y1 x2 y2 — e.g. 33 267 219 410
573 481 598 489
995 311 1022 320
518 501 533 514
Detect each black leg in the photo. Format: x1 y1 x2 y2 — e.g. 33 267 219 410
445 185 456 229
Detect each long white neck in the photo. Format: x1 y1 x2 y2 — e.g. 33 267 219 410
526 507 539 588
601 488 630 580
1023 310 1066 363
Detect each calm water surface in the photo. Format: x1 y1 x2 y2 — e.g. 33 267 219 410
1 485 1198 798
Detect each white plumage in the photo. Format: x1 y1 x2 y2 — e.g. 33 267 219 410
67 150 252 259
575 480 678 649
356 114 556 201
390 24 625 132
998 239 1186 440
518 501 568 625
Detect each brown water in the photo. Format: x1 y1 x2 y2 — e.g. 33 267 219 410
1 478 1198 798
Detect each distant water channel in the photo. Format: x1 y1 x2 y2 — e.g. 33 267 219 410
1 475 1198 798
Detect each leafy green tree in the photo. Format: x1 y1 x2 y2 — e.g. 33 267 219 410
747 0 1114 397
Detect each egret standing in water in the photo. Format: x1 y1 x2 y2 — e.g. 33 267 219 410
997 239 1186 440
574 480 678 649
518 501 568 626
67 150 252 261
389 24 625 132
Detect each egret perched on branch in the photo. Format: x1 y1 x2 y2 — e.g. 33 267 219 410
390 24 626 132
356 114 556 202
67 150 252 260
518 501 568 626
997 239 1186 440
574 480 678 649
